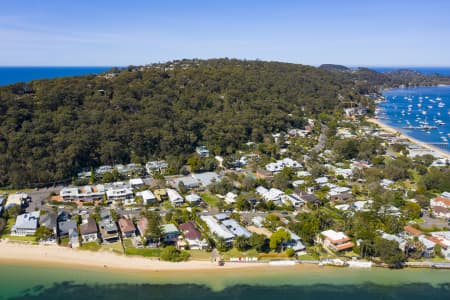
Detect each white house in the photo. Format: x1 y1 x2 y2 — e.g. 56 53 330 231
136 190 156 204
225 192 238 204
167 188 184 206
11 211 40 236
185 193 202 204
256 186 285 205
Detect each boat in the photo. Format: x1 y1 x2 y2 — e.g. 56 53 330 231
438 102 445 108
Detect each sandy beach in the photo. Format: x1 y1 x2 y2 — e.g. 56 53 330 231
367 118 450 159
0 240 273 272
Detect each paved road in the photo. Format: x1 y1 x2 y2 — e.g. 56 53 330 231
25 186 62 213
421 215 449 229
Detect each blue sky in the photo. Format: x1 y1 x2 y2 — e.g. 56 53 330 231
1 0 449 66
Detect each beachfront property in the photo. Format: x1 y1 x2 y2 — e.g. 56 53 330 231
221 218 251 238
39 213 57 243
118 217 136 238
11 211 40 236
319 230 354 252
282 228 306 252
60 185 105 202
98 218 120 243
161 224 180 244
200 215 234 246
178 221 207 250
79 218 98 243
58 219 77 239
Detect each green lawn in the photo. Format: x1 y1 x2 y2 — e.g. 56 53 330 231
200 192 220 207
222 248 259 260
125 247 161 257
188 250 213 261
101 242 124 254
79 242 102 251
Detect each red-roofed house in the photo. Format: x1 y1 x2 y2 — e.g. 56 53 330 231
430 197 450 209
178 221 207 250
319 230 354 252
404 225 422 236
431 206 450 219
118 218 136 238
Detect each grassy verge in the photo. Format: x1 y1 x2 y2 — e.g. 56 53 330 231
125 247 161 257
79 242 102 251
200 192 220 208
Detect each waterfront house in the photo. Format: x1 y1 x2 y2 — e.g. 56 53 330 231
200 215 234 246
178 221 207 250
98 218 120 243
79 218 98 243
39 213 57 242
11 211 40 236
222 219 251 238
58 220 77 238
161 223 180 244
118 217 136 238
282 228 306 252
319 230 354 252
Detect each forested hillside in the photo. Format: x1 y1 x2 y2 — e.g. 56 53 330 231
0 59 369 187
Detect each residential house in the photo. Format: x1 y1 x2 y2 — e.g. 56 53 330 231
136 190 157 204
11 211 40 236
334 168 353 179
283 194 305 207
68 228 80 248
5 193 29 209
170 176 200 190
192 172 221 187
60 185 105 202
58 220 77 238
196 146 210 157
294 191 322 206
161 223 180 244
319 230 354 252
136 217 148 238
154 189 168 202
256 168 274 181
105 182 134 205
430 196 450 219
167 188 184 206
129 178 144 189
315 177 329 186
39 213 57 243
98 218 120 243
224 192 238 204
79 218 98 243
431 206 450 219
200 215 234 246
265 158 303 173
178 221 207 250
222 219 251 238
118 218 136 238
256 186 285 205
145 160 168 174
185 193 202 204
282 228 306 252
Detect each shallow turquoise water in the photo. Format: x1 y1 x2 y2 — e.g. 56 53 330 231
0 262 449 300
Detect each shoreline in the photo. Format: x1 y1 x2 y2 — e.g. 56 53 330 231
0 240 276 272
367 117 450 159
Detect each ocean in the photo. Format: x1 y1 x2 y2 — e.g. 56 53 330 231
372 67 450 75
0 67 113 86
0 262 449 300
377 86 450 153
